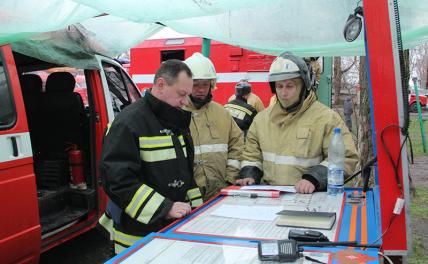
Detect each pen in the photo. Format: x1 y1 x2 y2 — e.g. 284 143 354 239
232 193 258 198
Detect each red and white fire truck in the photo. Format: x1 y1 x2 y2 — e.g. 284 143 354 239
129 37 276 106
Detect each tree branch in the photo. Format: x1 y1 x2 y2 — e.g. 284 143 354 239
341 57 357 74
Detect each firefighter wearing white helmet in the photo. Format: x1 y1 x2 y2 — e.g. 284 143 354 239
184 52 244 200
237 52 358 193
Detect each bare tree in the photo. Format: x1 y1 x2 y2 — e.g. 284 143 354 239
410 44 428 89
355 57 373 186
333 57 342 105
333 57 358 106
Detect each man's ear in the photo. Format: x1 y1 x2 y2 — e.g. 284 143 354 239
156 77 165 91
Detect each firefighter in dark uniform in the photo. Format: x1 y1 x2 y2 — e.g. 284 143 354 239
224 81 258 135
99 60 202 254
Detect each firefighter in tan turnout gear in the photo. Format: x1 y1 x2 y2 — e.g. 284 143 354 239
236 53 358 194
99 60 202 254
184 53 244 200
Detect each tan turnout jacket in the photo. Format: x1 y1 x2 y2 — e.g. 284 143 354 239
185 101 244 200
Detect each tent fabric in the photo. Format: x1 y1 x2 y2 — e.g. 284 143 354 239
0 0 99 45
13 16 162 69
1 0 428 67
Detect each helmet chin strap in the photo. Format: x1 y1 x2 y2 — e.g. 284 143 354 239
190 86 213 109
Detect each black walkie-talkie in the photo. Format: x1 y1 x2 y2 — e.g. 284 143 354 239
288 229 329 242
258 240 301 262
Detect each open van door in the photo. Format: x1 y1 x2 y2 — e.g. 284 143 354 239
0 45 40 263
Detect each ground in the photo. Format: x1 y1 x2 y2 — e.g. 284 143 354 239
409 156 428 264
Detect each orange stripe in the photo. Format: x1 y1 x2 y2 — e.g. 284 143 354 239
348 191 358 241
361 197 368 244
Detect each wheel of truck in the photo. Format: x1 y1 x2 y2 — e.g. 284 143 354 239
410 102 418 113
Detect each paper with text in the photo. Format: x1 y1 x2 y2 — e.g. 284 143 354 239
210 204 282 221
119 237 330 264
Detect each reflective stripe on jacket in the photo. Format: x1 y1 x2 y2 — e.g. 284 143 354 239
184 101 244 200
228 93 265 113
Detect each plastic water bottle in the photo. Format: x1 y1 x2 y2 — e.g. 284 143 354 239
327 128 345 195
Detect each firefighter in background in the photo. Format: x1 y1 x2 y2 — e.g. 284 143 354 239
236 52 358 193
228 79 265 112
224 81 258 135
183 52 244 200
309 57 321 86
343 96 353 132
99 60 202 254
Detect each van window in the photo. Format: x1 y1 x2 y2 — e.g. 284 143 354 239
0 56 16 129
102 62 141 116
161 50 185 62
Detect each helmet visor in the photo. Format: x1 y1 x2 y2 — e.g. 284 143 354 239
268 72 301 82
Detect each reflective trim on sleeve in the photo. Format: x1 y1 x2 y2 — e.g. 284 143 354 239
139 135 173 148
226 107 246 120
113 228 142 247
227 159 241 169
241 160 263 170
114 243 127 255
225 103 253 116
262 152 322 167
320 160 329 167
136 192 165 224
140 148 177 162
98 213 114 240
187 187 201 199
125 185 154 218
187 187 203 207
182 146 187 157
194 144 228 155
191 198 203 207
178 135 185 146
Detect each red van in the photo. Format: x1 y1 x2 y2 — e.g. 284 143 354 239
0 44 141 263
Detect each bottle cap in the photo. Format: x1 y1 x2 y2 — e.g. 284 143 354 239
334 128 341 134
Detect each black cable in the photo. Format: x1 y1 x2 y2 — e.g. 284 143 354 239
299 241 380 248
364 214 397 249
305 256 327 264
392 0 410 135
344 156 377 185
379 124 405 196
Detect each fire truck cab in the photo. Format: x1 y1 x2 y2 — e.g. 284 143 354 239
0 44 141 263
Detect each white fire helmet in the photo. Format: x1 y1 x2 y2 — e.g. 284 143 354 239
268 52 311 93
184 52 217 80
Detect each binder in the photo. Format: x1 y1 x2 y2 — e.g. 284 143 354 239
275 210 336 230
220 185 280 198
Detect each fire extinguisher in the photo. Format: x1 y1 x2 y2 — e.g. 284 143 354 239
67 144 87 190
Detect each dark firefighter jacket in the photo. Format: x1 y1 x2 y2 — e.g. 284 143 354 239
225 98 258 133
99 93 202 238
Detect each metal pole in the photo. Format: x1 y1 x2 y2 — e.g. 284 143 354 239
317 57 332 107
202 38 211 58
412 77 427 152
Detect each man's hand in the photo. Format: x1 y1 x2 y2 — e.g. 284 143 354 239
167 202 191 219
295 179 315 194
235 178 255 186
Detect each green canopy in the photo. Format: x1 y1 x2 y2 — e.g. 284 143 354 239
2 0 428 67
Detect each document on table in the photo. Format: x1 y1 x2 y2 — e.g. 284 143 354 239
117 237 330 264
210 205 283 221
241 185 297 193
175 192 344 241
